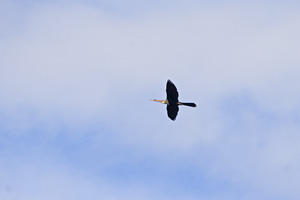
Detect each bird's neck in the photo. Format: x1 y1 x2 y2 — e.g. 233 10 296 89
152 99 169 105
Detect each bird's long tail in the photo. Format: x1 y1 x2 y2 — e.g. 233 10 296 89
178 102 197 107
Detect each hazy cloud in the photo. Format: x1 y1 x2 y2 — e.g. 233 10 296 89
1 1 300 199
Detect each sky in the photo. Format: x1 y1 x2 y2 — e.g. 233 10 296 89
1 0 300 199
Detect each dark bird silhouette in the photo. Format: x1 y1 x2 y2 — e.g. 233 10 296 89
151 80 196 120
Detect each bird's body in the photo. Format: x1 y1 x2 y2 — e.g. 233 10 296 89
151 80 196 120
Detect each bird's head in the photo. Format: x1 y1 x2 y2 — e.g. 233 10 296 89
150 99 159 102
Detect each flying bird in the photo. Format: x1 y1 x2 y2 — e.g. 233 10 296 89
151 80 196 121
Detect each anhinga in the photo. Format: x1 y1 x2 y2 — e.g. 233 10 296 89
151 80 196 121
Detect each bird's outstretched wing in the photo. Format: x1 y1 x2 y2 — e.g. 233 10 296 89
167 105 179 121
166 80 179 103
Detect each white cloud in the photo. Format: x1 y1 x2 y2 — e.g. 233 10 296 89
0 158 172 200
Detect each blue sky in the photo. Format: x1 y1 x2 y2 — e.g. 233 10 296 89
1 0 300 199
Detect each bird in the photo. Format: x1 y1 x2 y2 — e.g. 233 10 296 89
151 80 196 121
